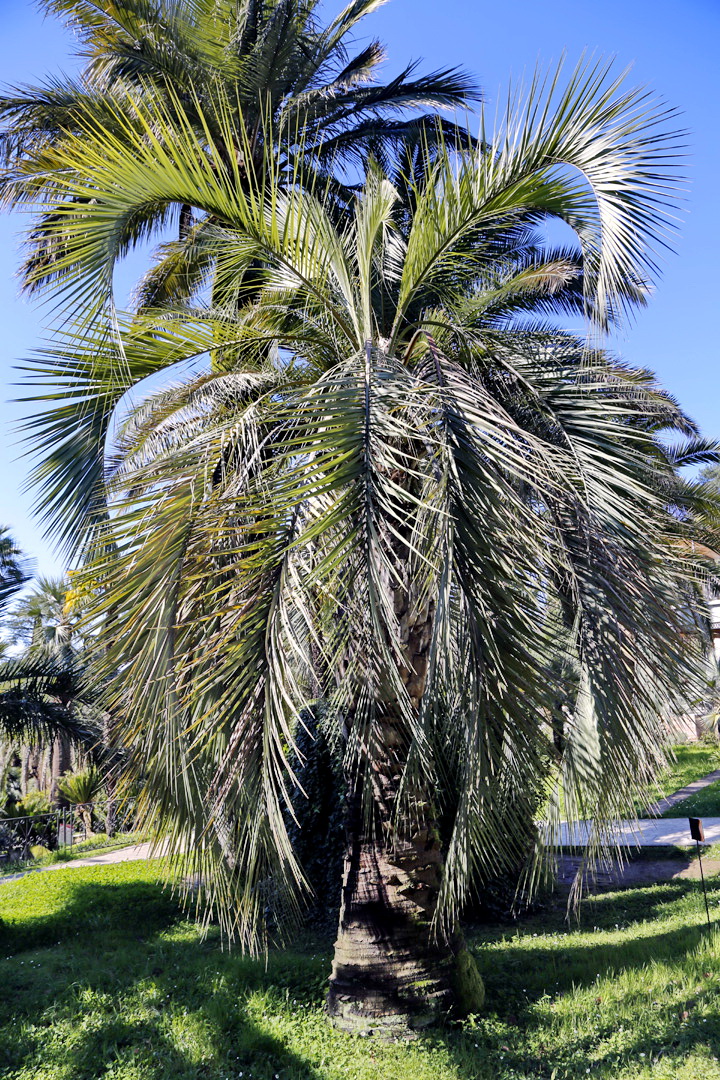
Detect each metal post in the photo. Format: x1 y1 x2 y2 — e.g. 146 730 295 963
689 817 712 930
697 838 712 930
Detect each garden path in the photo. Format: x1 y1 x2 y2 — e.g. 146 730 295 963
644 768 720 817
558 817 720 847
0 839 172 884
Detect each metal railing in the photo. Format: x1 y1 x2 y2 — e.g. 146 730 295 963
0 800 140 865
0 810 75 864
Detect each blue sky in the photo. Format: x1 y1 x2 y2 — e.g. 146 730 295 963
0 0 718 577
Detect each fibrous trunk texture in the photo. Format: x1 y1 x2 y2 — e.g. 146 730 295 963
327 825 456 1035
50 735 71 806
327 597 483 1034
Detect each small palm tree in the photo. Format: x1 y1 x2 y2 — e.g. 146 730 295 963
58 767 103 834
16 60 717 1030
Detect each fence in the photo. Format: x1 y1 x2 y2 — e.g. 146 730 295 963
0 810 75 864
0 800 139 865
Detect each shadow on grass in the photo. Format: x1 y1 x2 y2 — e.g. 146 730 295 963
1 873 720 1080
0 877 327 1080
471 878 719 1004
447 878 720 1079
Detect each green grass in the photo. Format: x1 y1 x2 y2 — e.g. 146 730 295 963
649 744 720 804
0 833 143 879
662 779 720 819
2 862 720 1078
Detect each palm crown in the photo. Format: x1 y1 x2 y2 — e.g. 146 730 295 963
11 56 720 1028
1 0 478 302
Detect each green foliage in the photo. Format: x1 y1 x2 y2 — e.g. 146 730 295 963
0 653 100 749
57 767 103 806
16 790 52 816
0 527 29 615
0 578 102 755
286 707 345 928
698 462 720 497
0 0 477 306
14 60 719 950
2 862 720 1077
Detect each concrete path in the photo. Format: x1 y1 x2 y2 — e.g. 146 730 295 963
644 769 720 817
43 840 165 870
0 840 168 884
557 817 720 847
555 767 720 848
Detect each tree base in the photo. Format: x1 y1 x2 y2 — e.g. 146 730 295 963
328 955 455 1037
325 946 483 1036
326 828 485 1035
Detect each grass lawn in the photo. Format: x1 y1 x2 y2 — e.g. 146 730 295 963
661 779 720 820
645 744 720 807
2 863 720 1078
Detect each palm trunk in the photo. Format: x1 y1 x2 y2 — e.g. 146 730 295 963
35 745 49 792
327 597 483 1033
20 746 31 797
78 804 94 836
50 735 71 806
102 714 117 837
327 812 456 1034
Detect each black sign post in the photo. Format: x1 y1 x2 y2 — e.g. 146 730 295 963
689 817 711 930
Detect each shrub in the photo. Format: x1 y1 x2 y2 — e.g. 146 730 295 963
58 768 103 805
17 790 52 816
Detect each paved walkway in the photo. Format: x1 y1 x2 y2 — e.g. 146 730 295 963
644 768 720 817
554 766 720 847
44 840 164 869
0 840 167 884
557 817 720 847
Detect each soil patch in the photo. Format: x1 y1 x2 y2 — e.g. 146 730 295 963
557 854 720 893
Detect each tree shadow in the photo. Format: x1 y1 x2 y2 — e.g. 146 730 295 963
0 877 327 1079
429 877 720 1079
3 872 720 1080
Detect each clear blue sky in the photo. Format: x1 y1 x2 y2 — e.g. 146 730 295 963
0 0 718 577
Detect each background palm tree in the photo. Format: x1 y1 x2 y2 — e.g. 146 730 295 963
1 0 478 309
0 527 29 615
58 766 103 834
0 576 100 806
13 60 718 1031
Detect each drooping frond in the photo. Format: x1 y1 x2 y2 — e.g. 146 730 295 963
0 655 99 749
14 59 711 949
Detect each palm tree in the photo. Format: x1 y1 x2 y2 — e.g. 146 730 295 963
58 766 103 834
9 576 84 660
0 537 97 799
1 578 100 802
0 654 98 754
1 0 478 307
0 527 29 615
16 61 716 1030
